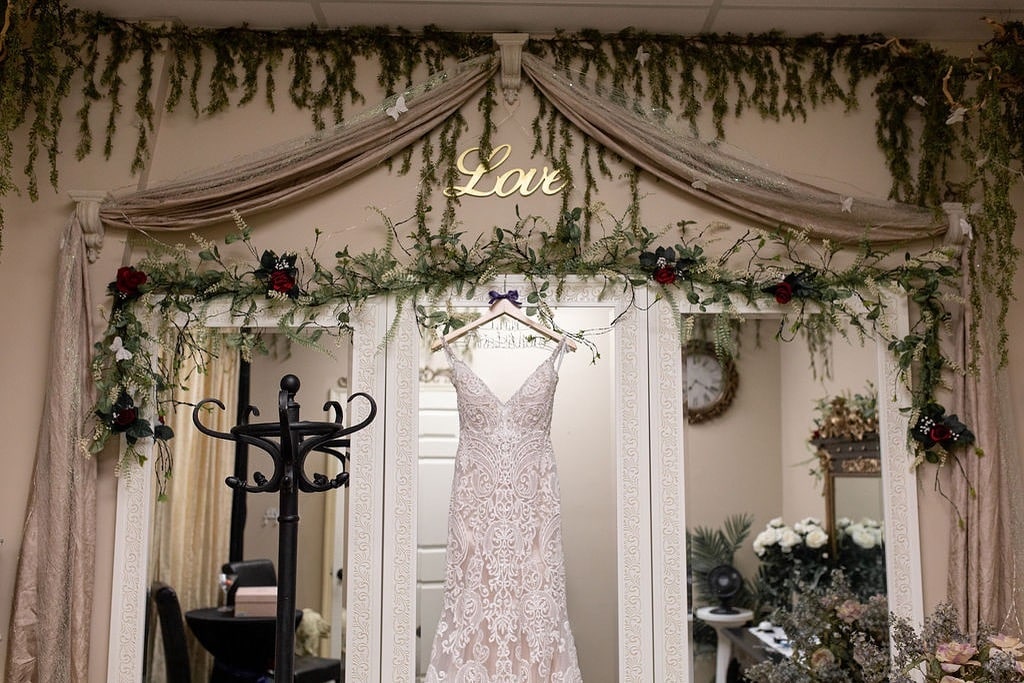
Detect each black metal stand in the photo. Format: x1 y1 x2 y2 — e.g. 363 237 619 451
193 374 376 682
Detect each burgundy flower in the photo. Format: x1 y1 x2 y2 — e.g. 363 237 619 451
113 407 138 428
109 266 148 304
773 281 794 304
270 270 296 294
653 267 677 285
929 424 952 443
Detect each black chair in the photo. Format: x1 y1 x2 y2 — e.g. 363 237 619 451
222 558 277 607
151 582 193 683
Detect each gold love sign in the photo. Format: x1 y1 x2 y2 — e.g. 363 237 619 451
445 144 566 198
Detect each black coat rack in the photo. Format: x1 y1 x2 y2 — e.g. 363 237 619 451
193 374 377 681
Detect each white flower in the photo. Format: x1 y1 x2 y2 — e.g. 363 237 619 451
805 528 829 549
753 529 780 556
768 517 785 528
851 527 877 549
841 196 854 213
836 517 852 529
946 106 967 125
110 336 133 361
385 94 408 121
635 45 650 66
779 528 801 551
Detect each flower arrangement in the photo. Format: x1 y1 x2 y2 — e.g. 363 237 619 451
745 572 893 683
834 518 886 602
911 402 977 466
811 387 878 442
747 576 1024 683
890 603 1024 682
90 265 175 484
752 516 886 617
753 517 833 616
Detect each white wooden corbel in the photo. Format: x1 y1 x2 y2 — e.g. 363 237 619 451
941 201 978 251
493 33 528 105
68 189 109 262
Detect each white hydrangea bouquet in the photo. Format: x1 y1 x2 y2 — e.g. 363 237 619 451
753 517 833 616
834 517 886 601
752 516 887 617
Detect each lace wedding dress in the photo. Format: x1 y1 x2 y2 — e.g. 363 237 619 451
426 338 583 683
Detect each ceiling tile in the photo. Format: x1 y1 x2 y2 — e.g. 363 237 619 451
69 1 320 29
319 2 712 33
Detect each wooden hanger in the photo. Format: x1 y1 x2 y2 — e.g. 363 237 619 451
430 290 577 352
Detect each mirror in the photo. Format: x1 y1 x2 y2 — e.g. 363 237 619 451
244 333 353 655
109 286 923 683
142 333 353 679
682 316 887 678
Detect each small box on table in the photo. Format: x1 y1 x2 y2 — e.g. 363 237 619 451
234 586 277 617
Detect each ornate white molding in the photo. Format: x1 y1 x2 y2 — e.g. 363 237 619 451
68 190 108 262
493 33 528 105
107 440 154 682
649 294 690 681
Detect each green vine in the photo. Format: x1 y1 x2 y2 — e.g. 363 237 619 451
1 5 1021 377
90 208 976 491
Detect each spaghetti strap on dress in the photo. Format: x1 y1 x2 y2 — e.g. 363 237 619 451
426 337 583 682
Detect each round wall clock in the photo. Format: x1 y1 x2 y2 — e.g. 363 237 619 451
683 340 739 424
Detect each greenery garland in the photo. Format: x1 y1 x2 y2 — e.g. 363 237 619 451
1 3 1021 368
89 208 978 498
0 3 1016 501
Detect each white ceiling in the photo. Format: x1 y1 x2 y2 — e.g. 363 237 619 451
63 0 1022 42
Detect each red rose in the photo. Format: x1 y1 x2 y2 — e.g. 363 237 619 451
653 267 677 285
773 281 794 304
115 266 147 296
113 407 138 428
270 270 296 293
929 424 952 444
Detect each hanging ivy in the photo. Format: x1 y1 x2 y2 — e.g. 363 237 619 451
1 1 1022 369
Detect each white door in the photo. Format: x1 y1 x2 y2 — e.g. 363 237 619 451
416 384 459 680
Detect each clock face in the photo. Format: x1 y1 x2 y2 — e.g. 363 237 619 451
683 341 738 424
686 352 726 410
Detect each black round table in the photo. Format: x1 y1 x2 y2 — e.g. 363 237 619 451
185 607 302 682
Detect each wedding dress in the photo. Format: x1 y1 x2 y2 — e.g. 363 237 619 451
426 338 583 683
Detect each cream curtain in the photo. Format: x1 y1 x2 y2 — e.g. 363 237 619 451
949 247 1024 636
5 217 96 682
148 348 239 682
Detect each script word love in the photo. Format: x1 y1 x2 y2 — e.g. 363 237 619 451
445 144 567 198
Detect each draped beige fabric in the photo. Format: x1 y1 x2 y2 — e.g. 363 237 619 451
148 350 239 682
521 53 946 244
99 54 499 231
5 217 96 683
949 247 1024 636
